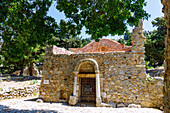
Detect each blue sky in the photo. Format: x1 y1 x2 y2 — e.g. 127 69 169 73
47 0 164 40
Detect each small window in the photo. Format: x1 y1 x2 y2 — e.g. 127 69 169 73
100 46 107 52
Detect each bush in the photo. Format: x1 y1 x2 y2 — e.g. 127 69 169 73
145 61 155 69
0 78 3 82
30 80 38 85
0 87 3 91
6 75 11 81
33 92 37 96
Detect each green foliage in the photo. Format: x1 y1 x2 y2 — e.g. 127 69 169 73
126 37 132 46
81 38 92 47
122 17 165 68
145 62 154 69
0 1 150 74
144 17 165 67
0 78 3 82
117 31 132 46
124 31 132 46
33 91 37 96
0 0 57 75
51 35 82 49
117 38 125 44
147 76 152 84
30 80 38 85
7 75 11 79
56 0 149 41
6 75 11 81
0 87 3 91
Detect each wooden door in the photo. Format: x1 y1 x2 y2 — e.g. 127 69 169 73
80 78 96 102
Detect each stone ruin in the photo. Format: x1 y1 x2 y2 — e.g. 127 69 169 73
39 20 163 108
13 67 39 76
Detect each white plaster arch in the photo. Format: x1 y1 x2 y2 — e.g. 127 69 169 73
74 58 99 74
69 58 101 106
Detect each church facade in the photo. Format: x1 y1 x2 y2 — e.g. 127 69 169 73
39 20 163 107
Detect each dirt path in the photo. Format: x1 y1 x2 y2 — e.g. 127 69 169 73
0 96 163 113
0 80 41 89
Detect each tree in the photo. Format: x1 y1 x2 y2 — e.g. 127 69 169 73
123 31 132 46
56 0 149 41
51 35 82 49
144 17 165 67
117 38 125 44
0 0 58 75
50 27 83 49
81 38 92 47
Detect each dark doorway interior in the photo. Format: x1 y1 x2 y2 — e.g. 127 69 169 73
80 78 96 102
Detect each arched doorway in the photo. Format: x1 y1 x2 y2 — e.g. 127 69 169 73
69 59 101 106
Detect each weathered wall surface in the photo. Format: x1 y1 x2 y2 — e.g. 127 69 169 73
161 0 170 112
0 85 39 100
39 48 163 107
39 20 163 108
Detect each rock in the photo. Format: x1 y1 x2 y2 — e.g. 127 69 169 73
7 96 13 99
160 106 163 110
36 99 43 103
13 66 40 76
128 104 141 108
109 102 116 108
12 70 21 76
117 103 126 108
69 96 77 105
23 67 39 76
80 104 86 107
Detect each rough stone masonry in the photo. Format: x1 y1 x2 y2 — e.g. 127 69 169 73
39 20 163 108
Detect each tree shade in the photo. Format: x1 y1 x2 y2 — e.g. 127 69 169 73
56 0 150 41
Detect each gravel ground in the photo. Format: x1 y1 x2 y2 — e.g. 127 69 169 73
0 80 41 89
0 97 163 113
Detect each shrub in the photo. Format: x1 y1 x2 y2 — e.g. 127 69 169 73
0 78 3 82
33 92 37 96
30 80 38 85
0 87 3 91
147 76 152 84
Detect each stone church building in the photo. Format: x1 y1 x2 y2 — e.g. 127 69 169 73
39 20 163 107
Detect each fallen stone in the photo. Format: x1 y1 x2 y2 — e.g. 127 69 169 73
109 102 116 108
128 104 141 108
36 99 43 103
160 106 163 110
117 103 126 108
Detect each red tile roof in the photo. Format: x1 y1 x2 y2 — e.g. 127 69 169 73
53 39 131 55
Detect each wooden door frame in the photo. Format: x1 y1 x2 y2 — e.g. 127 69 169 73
79 77 96 102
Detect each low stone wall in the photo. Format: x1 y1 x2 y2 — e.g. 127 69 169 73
146 68 164 77
99 77 164 108
145 77 164 108
0 85 39 100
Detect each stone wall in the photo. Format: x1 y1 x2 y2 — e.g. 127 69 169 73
0 85 39 100
39 50 163 108
39 20 163 108
161 0 170 112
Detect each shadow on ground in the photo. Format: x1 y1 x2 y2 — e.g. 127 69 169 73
0 75 41 82
0 105 58 113
24 98 96 107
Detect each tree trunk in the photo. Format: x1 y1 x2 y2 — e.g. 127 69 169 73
161 1 170 113
29 62 33 76
20 59 25 75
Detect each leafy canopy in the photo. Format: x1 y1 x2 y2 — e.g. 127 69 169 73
0 0 58 74
56 0 149 41
144 17 165 67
